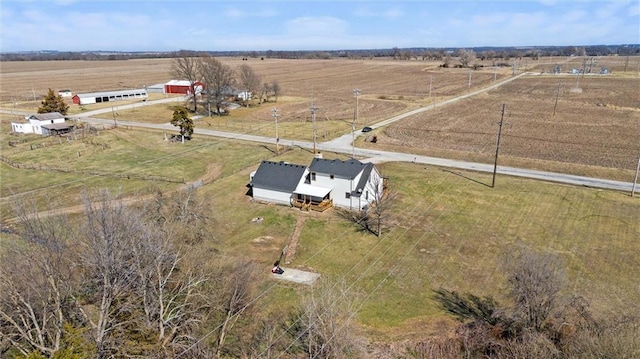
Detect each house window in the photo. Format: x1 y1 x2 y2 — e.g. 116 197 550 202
365 191 369 200
311 172 316 181
345 192 350 198
330 174 335 179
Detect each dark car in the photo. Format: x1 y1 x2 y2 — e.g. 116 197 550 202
362 126 373 132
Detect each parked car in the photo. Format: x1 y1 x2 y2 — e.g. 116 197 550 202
362 126 373 132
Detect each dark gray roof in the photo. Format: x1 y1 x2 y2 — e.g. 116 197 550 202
252 161 307 192
29 112 64 121
42 122 74 130
352 163 375 197
309 158 367 179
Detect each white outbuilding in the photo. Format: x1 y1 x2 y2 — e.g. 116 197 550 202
72 89 148 105
11 112 73 136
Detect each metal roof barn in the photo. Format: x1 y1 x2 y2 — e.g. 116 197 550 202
72 89 148 105
164 80 204 95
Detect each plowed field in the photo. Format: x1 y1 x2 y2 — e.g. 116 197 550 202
2 56 638 175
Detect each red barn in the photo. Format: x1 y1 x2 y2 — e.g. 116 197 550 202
164 80 204 95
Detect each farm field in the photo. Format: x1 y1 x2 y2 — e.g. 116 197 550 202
368 75 640 180
1 55 639 354
1 56 638 182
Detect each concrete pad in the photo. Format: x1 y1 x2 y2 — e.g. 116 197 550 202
271 267 320 285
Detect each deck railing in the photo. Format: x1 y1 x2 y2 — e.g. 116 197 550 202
292 198 333 212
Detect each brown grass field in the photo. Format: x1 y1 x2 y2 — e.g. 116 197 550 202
1 55 638 181
0 56 639 352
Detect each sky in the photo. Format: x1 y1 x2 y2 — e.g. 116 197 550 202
1 0 639 52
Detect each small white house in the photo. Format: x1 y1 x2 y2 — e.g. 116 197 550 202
11 112 72 136
236 91 252 101
58 90 72 98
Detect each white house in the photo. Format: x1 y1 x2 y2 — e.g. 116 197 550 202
236 91 252 101
11 112 72 136
249 157 383 211
307 158 384 210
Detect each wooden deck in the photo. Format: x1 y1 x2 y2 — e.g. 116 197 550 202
292 198 333 212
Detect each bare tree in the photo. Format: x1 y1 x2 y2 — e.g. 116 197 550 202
270 80 281 103
432 247 572 357
213 259 258 359
0 200 76 357
237 64 262 107
504 247 566 332
154 188 216 245
78 190 151 357
458 49 476 68
246 311 290 358
77 190 207 357
291 278 364 358
171 51 201 112
260 82 272 103
136 226 207 357
442 54 452 68
367 175 391 237
198 55 235 116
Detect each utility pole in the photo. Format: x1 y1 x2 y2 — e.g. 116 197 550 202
433 88 437 109
271 108 279 154
429 75 433 103
311 99 318 154
553 80 562 116
468 70 472 90
352 88 360 157
112 105 117 128
632 155 640 197
492 104 507 188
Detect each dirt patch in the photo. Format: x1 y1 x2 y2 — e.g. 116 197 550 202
251 235 275 245
284 216 307 264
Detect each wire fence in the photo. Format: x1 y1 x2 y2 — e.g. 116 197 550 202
0 155 184 184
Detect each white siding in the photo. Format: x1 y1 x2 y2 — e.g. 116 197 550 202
310 166 383 210
11 123 34 134
311 173 361 210
79 97 97 105
13 115 66 135
360 168 384 209
253 188 292 206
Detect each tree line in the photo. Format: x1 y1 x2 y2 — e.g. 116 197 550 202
171 51 280 116
0 190 363 358
2 45 638 62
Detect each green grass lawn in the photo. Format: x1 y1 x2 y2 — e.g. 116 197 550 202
184 151 639 338
1 123 638 342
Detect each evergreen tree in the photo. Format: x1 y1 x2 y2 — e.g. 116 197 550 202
38 88 69 115
170 106 194 138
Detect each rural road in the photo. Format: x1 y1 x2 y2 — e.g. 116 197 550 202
2 75 636 194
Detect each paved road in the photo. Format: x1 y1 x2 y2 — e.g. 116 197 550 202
1 76 636 194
